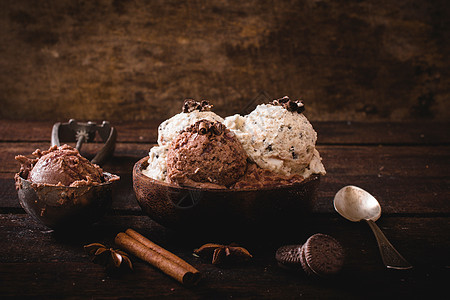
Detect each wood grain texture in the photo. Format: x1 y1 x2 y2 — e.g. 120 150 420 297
0 0 449 122
0 215 448 298
0 120 449 144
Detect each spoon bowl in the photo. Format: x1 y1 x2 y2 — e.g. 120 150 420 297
333 185 412 270
334 185 381 222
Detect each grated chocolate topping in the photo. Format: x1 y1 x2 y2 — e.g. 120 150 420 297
270 96 305 114
182 99 213 113
185 119 226 136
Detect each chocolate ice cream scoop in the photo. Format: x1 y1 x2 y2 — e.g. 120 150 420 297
15 144 119 229
166 120 248 188
16 144 104 187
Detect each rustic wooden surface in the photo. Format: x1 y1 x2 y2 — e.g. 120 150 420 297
0 120 449 298
1 0 449 122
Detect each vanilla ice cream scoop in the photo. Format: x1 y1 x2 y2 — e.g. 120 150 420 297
157 99 224 146
224 96 325 177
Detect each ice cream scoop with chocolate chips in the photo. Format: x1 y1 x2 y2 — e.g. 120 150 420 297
225 96 325 178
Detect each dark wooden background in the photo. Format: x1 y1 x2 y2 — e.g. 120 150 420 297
0 0 448 122
1 2 449 297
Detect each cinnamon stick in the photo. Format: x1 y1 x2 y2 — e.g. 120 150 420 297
115 231 200 286
125 228 198 274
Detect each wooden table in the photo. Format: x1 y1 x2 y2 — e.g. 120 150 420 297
1 120 449 298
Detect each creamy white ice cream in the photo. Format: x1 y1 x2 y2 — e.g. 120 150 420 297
142 145 168 181
158 111 224 146
224 102 325 177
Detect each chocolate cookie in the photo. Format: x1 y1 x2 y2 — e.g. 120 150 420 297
303 233 345 277
299 244 315 276
275 244 303 270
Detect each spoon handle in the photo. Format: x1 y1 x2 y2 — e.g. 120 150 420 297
365 219 413 270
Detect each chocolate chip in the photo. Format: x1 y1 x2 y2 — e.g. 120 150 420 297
270 96 306 114
289 146 298 159
288 101 297 111
198 122 208 135
212 123 224 135
296 101 305 113
185 120 225 136
278 96 290 104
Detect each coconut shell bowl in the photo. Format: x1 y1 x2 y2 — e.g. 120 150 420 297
16 172 118 230
133 157 320 237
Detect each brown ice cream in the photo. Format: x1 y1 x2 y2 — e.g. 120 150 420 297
232 162 304 189
15 144 105 187
166 120 248 188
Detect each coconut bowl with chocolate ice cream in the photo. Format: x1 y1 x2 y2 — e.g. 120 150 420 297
133 99 324 237
134 156 320 237
15 145 119 230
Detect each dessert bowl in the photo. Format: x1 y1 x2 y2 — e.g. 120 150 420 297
15 172 118 230
133 157 320 236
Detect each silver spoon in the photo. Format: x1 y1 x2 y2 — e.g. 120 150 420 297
334 185 413 270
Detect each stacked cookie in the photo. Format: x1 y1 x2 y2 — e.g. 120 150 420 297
276 233 345 278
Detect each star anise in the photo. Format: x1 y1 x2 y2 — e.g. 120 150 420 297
194 243 253 265
84 243 133 271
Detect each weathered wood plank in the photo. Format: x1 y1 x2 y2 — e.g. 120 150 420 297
1 120 449 145
1 1 449 123
0 261 445 299
0 120 162 143
315 121 450 145
0 215 448 298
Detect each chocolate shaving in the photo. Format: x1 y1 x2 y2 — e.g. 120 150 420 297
198 122 208 135
182 99 213 113
211 123 223 135
270 96 305 114
187 119 225 136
